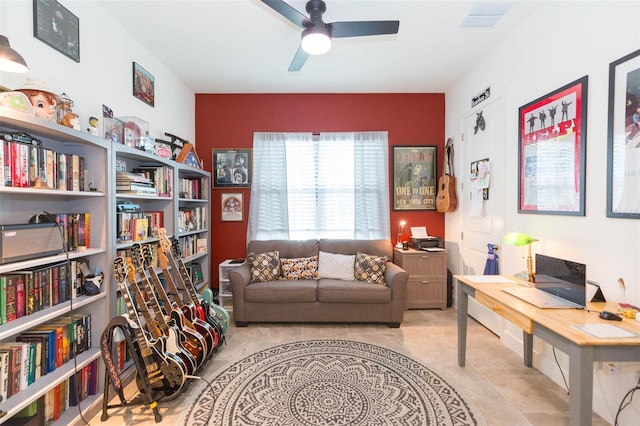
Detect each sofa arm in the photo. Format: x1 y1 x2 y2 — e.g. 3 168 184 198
228 264 251 322
385 262 409 324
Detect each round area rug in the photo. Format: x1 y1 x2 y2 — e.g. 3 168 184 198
179 339 485 426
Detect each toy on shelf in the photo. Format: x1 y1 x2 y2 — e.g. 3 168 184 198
16 79 61 122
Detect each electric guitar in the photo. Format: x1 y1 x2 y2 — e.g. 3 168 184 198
129 245 199 374
139 243 208 368
113 257 186 397
436 138 458 213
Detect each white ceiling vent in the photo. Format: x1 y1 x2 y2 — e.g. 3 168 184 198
461 3 513 28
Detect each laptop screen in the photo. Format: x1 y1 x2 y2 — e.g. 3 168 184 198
535 254 586 307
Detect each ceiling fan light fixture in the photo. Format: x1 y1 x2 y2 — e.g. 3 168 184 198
301 27 331 55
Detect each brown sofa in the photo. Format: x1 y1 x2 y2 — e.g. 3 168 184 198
228 239 409 328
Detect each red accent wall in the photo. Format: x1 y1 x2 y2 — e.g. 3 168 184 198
195 93 445 287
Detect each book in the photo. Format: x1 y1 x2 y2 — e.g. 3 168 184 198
57 152 67 191
0 351 8 402
0 344 23 397
6 274 18 322
134 217 149 242
71 154 80 191
0 276 6 324
17 333 48 378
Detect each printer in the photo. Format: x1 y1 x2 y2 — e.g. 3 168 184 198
410 236 443 250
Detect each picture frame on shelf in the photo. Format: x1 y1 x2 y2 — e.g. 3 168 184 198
392 146 437 210
606 49 640 218
176 143 202 168
518 76 588 216
33 0 80 62
133 62 155 107
213 148 252 188
221 193 243 222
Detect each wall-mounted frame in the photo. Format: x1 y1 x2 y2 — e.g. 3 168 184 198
392 146 437 210
606 49 640 218
176 143 202 169
518 76 588 216
213 148 252 188
33 0 80 62
133 62 155 107
221 193 243 222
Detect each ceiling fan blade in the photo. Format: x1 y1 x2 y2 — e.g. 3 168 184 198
261 0 309 28
330 21 399 38
288 45 310 72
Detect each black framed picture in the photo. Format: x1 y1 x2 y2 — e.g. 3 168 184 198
392 146 437 210
133 62 155 107
606 49 640 218
33 0 80 62
213 149 252 188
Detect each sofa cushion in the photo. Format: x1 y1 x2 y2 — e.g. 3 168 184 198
248 251 281 283
245 280 318 303
318 279 391 303
354 252 387 285
281 256 319 280
318 251 355 280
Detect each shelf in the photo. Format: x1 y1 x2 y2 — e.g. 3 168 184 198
0 187 105 198
0 248 106 275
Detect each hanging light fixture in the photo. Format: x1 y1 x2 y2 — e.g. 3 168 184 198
301 26 331 55
0 35 29 73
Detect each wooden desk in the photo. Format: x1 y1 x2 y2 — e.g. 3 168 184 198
455 275 640 426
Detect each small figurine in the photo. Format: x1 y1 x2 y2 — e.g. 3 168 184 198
16 79 61 122
60 112 81 130
87 116 99 136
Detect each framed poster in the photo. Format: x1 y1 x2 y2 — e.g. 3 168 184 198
392 146 437 210
221 193 243 222
133 62 155 107
606 49 640 218
213 148 251 188
33 0 80 62
518 76 588 215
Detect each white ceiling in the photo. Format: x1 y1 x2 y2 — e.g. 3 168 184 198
97 0 542 94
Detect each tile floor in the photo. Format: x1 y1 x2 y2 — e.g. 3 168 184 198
90 309 611 425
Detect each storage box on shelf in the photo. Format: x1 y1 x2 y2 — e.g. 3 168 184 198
0 109 109 424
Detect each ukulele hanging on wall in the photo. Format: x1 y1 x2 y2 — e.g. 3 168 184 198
436 138 458 213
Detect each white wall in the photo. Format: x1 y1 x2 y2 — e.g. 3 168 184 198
445 1 640 423
0 0 195 142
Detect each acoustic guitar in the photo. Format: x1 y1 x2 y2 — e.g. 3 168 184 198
436 138 458 213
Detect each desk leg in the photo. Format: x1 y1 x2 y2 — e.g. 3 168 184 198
568 345 594 426
457 282 468 367
523 331 533 367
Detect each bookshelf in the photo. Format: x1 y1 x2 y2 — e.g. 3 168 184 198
0 109 109 424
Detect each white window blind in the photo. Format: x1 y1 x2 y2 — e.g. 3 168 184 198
248 132 390 242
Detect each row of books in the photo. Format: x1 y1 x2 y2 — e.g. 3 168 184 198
53 212 91 252
0 140 86 190
178 206 207 233
0 259 90 324
179 234 208 258
6 359 98 426
132 165 173 197
178 176 205 200
116 171 157 195
116 211 163 243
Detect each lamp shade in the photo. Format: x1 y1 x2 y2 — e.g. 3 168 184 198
503 232 537 247
301 27 332 55
0 35 29 73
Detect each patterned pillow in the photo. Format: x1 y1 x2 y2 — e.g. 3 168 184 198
281 256 319 280
318 251 356 280
248 251 281 283
354 252 388 285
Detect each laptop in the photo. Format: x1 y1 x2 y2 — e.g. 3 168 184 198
502 254 586 309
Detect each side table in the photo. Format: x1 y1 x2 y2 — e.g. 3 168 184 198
219 259 246 311
393 248 447 309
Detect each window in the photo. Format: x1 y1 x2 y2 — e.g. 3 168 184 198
247 132 390 241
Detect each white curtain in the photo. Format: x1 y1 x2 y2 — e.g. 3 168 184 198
247 131 390 242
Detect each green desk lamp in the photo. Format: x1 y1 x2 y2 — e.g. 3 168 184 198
503 232 538 283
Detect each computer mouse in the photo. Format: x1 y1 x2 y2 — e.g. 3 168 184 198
599 311 622 321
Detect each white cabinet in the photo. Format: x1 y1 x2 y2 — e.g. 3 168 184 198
219 259 245 311
0 109 109 424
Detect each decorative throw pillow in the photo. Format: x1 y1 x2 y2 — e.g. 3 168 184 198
318 251 356 280
354 252 388 285
281 256 319 280
248 251 280 283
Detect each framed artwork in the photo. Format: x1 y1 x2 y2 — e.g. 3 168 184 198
392 146 437 210
606 49 640 218
176 143 202 169
33 0 80 62
213 148 252 188
518 76 588 215
133 62 155 107
221 193 243 222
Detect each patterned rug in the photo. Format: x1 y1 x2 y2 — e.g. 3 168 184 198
179 340 485 425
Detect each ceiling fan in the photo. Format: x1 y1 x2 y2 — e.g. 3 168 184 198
261 0 399 71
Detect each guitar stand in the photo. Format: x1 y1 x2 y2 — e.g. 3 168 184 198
100 316 163 423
